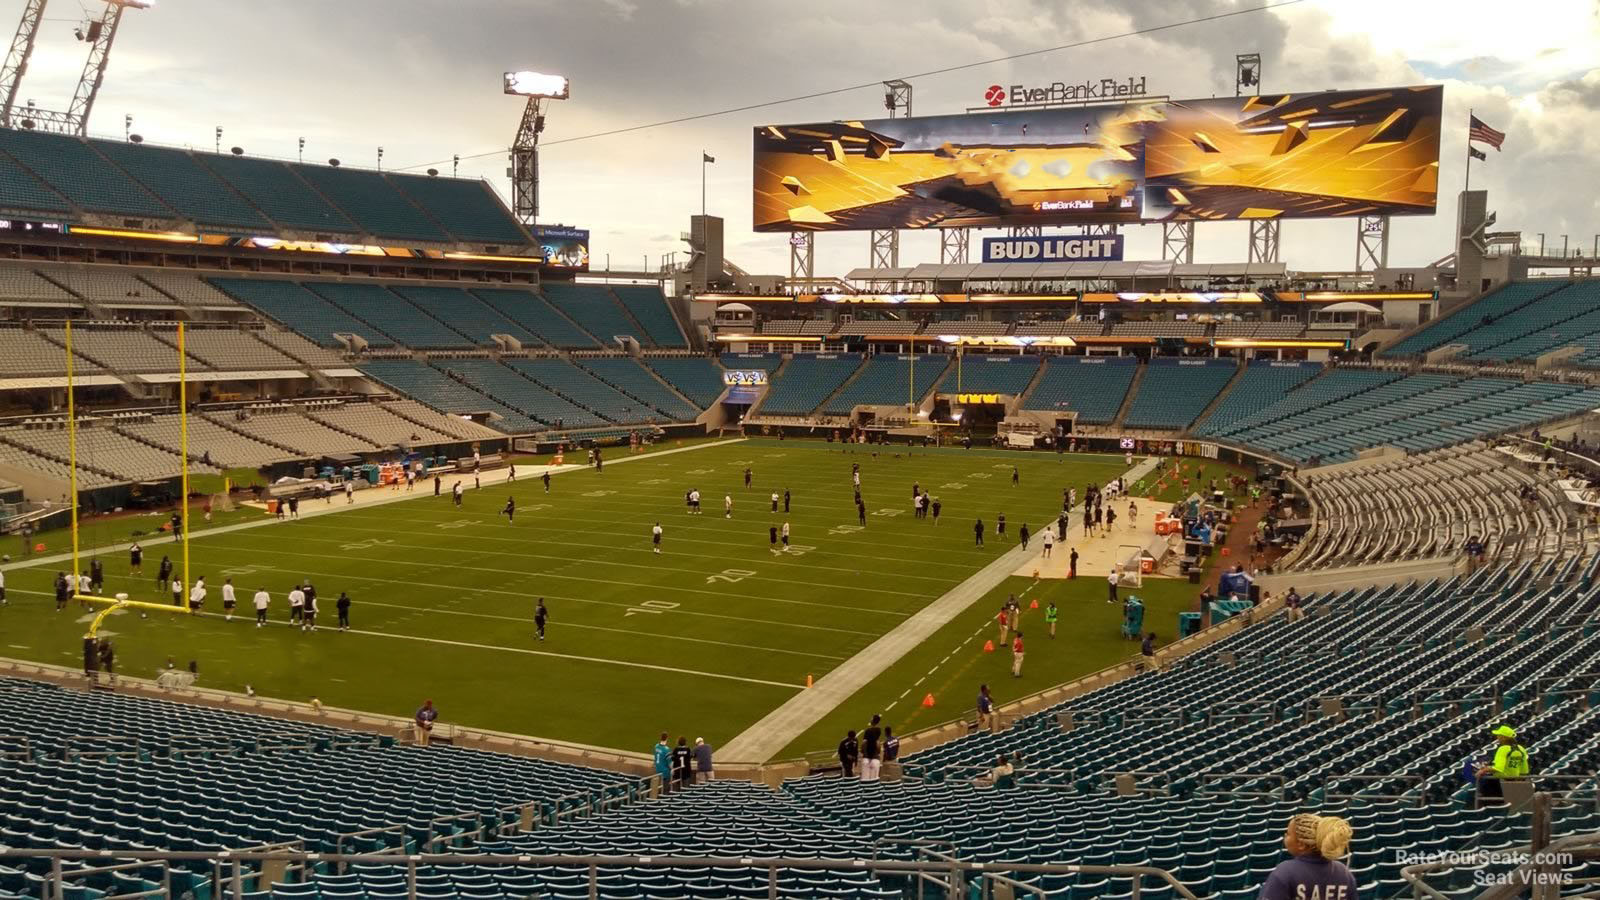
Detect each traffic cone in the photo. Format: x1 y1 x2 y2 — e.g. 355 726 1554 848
1033 569 1040 578
921 693 935 708
1030 598 1039 609
983 640 995 653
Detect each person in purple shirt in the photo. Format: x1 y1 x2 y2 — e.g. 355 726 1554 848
1259 813 1358 900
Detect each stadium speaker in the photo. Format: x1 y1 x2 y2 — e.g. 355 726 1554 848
230 146 243 156
129 134 143 144
427 168 439 177
86 20 103 42
328 158 341 167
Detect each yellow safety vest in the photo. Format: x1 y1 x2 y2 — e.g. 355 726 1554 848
1492 743 1530 778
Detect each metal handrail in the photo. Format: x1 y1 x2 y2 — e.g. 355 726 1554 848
1321 772 1425 804
1198 771 1287 800
9 847 1199 900
422 811 484 852
0 734 31 758
331 824 406 864
62 735 139 758
51 856 170 900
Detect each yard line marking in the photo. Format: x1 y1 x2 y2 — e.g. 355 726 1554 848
198 534 916 613
349 598 848 661
260 522 947 592
0 437 748 574
334 626 801 690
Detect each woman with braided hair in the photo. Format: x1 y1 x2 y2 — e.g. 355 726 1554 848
1259 813 1358 900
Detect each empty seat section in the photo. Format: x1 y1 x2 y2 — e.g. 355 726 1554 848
293 165 449 242
1193 361 1320 435
1384 281 1569 357
644 356 726 408
359 360 541 433
133 270 242 308
436 358 602 429
2 426 216 482
37 326 199 373
0 264 77 305
0 326 76 376
170 329 303 371
760 355 862 416
823 354 949 415
225 411 379 456
255 330 347 367
469 287 599 349
387 285 542 345
1123 358 1237 429
119 415 291 468
576 357 699 420
609 285 686 347
40 265 175 309
306 402 459 446
89 139 272 230
539 283 640 346
304 282 471 349
384 172 527 244
1021 357 1138 424
506 358 659 425
931 355 1042 395
210 278 393 348
0 129 171 218
197 153 357 234
0 149 69 213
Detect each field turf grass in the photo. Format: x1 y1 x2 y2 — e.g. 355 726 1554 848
0 438 1240 759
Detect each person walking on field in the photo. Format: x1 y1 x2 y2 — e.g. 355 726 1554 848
1012 631 1025 677
974 518 985 547
1019 522 1030 551
1045 602 1058 638
1069 548 1079 579
1041 528 1054 558
1107 568 1119 604
977 684 995 732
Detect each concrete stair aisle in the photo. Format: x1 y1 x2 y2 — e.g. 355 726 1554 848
1108 360 1146 429
1186 359 1248 431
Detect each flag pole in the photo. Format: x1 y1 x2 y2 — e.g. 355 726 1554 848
1464 107 1473 192
701 151 707 219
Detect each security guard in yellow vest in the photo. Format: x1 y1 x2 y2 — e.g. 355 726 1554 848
1476 724 1530 802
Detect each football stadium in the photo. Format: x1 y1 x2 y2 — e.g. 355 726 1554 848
0 1 1597 897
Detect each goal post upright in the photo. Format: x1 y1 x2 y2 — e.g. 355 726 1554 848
179 321 190 612
65 320 80 591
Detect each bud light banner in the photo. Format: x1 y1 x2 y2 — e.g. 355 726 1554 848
982 234 1124 264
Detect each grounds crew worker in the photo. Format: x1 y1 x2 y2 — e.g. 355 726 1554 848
1476 724 1530 802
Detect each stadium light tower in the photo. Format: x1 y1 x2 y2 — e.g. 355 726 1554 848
0 0 150 135
505 70 570 227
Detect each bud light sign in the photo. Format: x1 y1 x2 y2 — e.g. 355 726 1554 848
982 234 1124 263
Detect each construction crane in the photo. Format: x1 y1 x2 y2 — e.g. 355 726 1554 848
0 0 151 135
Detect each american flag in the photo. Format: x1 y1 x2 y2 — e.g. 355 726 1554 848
1468 115 1505 151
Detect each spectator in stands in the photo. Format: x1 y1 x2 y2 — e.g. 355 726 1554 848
97 639 114 684
671 737 693 791
883 727 899 764
1141 632 1158 671
693 737 714 783
1259 813 1356 900
837 730 859 778
976 684 994 732
1285 588 1304 623
653 733 672 791
415 700 437 747
1476 725 1531 803
979 753 1015 788
1464 535 1486 570
860 714 883 782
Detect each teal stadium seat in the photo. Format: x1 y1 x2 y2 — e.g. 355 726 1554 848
1123 358 1237 430
540 283 646 347
89 140 272 231
384 171 528 245
760 355 863 416
470 288 601 349
196 153 358 234
292 165 449 243
1022 356 1138 424
610 285 688 348
208 278 394 348
644 357 726 409
0 129 171 218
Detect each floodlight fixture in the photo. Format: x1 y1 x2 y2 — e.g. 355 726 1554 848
503 71 569 100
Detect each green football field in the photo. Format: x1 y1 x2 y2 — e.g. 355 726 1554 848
0 438 1235 760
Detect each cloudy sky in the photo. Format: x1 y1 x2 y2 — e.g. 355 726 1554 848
14 0 1599 274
